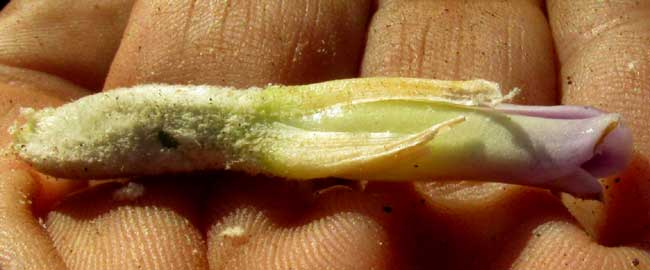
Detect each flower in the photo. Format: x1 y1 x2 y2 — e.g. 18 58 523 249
12 78 632 198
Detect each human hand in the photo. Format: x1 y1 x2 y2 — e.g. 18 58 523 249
1 1 649 269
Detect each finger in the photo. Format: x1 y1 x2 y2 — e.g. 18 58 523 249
0 65 89 211
548 0 650 245
411 183 568 267
0 168 67 269
362 0 557 105
361 0 560 267
494 215 650 270
104 0 371 89
46 178 209 270
206 177 415 269
0 0 135 90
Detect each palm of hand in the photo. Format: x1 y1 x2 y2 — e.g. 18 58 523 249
0 1 649 269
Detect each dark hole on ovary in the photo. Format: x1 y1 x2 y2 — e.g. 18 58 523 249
158 130 179 149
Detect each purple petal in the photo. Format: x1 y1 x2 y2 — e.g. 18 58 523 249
580 121 633 178
495 104 633 198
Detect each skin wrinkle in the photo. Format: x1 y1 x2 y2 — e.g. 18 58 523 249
217 0 231 48
453 1 465 79
285 0 307 82
122 207 140 269
273 228 287 270
137 207 156 270
549 0 650 62
505 4 513 90
306 220 329 269
180 0 197 62
395 10 407 76
316 217 348 268
416 14 430 78
244 0 254 51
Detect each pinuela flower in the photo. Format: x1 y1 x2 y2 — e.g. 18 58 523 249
12 78 632 198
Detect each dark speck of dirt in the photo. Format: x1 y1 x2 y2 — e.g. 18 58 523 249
383 205 393 214
614 177 621 184
158 130 179 149
632 258 640 267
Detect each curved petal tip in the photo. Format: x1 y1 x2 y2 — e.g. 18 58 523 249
581 122 634 179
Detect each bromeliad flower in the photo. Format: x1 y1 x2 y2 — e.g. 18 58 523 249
11 78 632 198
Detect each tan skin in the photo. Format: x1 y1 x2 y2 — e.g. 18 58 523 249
1 0 650 269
